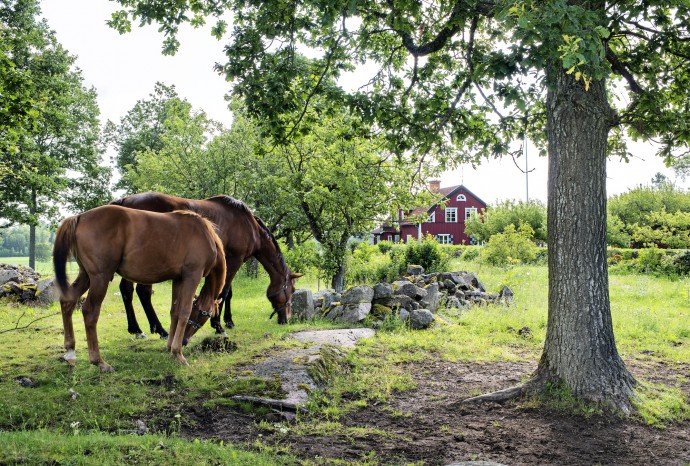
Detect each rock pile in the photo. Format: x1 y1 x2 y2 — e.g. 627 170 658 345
292 266 514 329
0 264 57 305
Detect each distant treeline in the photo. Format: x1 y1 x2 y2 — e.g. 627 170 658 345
0 225 53 259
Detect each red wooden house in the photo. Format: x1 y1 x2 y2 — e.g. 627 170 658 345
373 181 487 246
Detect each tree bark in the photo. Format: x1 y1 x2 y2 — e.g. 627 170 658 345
29 190 36 271
533 64 636 412
331 262 345 292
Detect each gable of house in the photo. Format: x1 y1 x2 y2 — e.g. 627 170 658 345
398 184 487 245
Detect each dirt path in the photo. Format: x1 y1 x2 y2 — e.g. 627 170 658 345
183 331 690 465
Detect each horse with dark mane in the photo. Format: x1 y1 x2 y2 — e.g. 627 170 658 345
110 192 301 338
53 205 226 372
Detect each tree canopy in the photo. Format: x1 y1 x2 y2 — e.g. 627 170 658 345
1 0 110 268
110 0 690 412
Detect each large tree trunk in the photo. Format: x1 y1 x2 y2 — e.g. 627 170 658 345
29 190 36 271
533 65 636 412
331 262 345 292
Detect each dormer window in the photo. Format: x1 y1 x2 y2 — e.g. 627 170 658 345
457 194 466 201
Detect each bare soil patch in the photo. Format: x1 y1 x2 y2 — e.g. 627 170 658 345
183 357 690 465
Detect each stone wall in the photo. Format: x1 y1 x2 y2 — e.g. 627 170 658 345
292 266 514 329
0 264 57 305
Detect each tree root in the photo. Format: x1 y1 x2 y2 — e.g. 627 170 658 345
463 384 528 404
231 395 308 413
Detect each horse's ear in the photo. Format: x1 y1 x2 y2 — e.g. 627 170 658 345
290 273 304 280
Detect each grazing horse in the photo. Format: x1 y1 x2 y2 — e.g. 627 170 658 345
53 205 226 372
110 192 302 338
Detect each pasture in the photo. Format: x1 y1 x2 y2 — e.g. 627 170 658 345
1 257 689 465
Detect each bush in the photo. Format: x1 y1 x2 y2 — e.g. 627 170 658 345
671 250 690 275
283 240 320 274
638 247 665 273
377 240 394 255
480 224 538 266
404 234 449 272
461 246 481 262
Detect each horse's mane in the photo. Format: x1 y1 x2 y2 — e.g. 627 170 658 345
206 195 254 217
206 196 288 272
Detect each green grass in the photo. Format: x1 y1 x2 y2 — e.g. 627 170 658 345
0 430 295 465
1 255 689 462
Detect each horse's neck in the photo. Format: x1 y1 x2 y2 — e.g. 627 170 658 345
255 248 286 289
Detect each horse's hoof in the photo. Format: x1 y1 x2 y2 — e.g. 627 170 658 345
61 350 76 366
99 363 114 373
159 330 169 339
135 332 147 339
171 353 189 366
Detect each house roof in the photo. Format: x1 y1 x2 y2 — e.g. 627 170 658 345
401 184 487 223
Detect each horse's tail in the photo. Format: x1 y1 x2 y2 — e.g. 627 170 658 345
53 215 79 297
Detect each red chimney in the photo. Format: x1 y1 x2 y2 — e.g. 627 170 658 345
429 180 441 193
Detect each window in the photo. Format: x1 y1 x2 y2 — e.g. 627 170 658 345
445 207 457 223
437 234 453 244
406 234 413 243
427 212 435 223
456 194 466 201
465 207 478 220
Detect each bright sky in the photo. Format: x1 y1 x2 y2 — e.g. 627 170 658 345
40 0 687 205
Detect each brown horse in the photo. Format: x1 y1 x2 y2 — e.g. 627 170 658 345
53 205 226 372
110 192 301 338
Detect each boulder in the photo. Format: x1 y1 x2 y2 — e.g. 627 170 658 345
392 280 427 300
340 285 374 305
35 278 58 305
398 308 410 322
461 271 486 292
0 269 20 286
292 289 315 321
409 309 434 329
325 303 371 323
406 265 424 276
499 285 515 303
420 283 441 313
373 283 393 300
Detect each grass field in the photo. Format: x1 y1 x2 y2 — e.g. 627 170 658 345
0 256 689 464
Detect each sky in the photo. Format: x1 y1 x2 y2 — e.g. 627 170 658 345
40 0 688 205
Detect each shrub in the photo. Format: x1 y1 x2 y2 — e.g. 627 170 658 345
377 240 394 255
638 247 665 273
671 250 690 275
404 234 449 272
480 224 538 266
283 240 320 274
461 246 481 262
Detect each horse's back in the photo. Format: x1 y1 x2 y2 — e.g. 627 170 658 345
74 205 216 284
111 192 190 212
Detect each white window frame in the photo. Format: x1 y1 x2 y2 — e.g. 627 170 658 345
456 194 466 202
465 207 478 220
437 234 452 244
427 212 435 223
406 234 413 243
445 207 457 223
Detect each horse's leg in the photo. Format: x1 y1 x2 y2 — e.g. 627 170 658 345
81 276 113 373
168 278 198 365
210 257 241 333
60 270 90 366
119 279 145 338
135 283 169 338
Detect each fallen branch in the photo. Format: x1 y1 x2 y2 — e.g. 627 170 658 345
462 384 527 404
231 395 308 413
0 311 60 335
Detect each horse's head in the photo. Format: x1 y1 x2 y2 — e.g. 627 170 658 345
183 295 220 345
268 272 303 324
